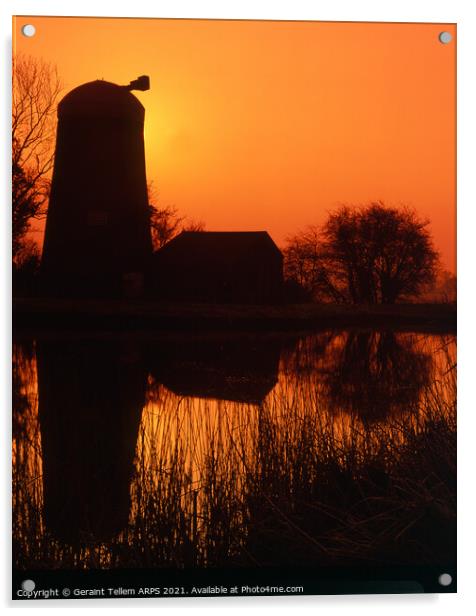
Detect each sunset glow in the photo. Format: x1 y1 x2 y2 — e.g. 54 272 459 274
14 16 456 270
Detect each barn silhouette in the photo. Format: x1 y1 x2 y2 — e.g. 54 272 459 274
152 231 283 304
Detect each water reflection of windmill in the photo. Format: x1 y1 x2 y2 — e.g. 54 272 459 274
149 335 282 404
36 339 146 543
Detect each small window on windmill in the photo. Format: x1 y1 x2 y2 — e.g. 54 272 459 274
87 210 109 226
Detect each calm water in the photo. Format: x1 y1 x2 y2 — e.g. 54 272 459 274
12 329 456 569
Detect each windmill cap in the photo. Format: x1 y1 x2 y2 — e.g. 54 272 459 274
127 75 150 91
58 80 144 118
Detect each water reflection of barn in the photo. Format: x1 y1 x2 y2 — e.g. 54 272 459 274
152 231 283 304
149 335 282 404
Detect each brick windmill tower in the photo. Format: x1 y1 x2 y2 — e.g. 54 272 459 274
41 76 152 298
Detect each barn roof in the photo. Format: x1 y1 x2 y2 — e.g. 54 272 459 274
155 231 282 260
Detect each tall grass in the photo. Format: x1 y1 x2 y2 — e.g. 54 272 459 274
12 333 456 569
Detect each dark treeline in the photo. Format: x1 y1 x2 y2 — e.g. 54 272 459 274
14 200 455 306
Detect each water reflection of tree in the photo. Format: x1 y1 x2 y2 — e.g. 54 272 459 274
280 331 336 377
320 330 434 421
12 340 37 435
12 340 44 569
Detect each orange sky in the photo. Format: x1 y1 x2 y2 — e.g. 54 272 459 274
14 17 456 271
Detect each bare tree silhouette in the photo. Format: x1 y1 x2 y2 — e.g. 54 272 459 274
149 204 184 249
182 219 206 232
285 202 439 304
12 54 62 260
148 184 205 250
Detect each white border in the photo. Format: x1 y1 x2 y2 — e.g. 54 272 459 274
2 1 475 614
